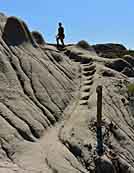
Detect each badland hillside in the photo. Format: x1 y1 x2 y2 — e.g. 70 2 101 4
0 12 134 172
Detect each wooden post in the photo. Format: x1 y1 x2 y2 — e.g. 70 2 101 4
96 85 103 156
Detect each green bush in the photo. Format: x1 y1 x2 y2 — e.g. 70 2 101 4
128 83 134 95
127 50 134 57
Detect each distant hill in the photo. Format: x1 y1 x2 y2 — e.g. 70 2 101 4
93 43 134 59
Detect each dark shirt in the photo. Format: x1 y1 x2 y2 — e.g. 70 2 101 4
58 26 64 36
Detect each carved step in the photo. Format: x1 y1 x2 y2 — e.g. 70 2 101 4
79 100 88 105
82 76 93 81
80 62 93 67
83 80 93 85
81 86 90 92
82 69 96 76
81 65 96 71
80 92 90 100
80 58 92 64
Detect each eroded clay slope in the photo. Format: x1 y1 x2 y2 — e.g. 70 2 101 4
0 13 134 173
0 14 79 170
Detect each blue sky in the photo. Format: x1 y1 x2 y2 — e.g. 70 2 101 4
0 0 134 49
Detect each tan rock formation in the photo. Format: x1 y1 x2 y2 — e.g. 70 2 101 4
0 13 133 173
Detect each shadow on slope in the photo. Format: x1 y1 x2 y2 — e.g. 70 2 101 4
2 16 37 47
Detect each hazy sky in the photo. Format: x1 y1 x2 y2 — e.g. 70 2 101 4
1 0 134 49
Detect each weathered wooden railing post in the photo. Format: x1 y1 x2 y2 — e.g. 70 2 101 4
96 85 104 156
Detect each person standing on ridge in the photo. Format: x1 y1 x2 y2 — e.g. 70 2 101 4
56 22 65 47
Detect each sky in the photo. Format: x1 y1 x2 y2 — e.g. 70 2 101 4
0 0 134 49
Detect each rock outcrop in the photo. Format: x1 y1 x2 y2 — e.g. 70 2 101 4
32 31 45 45
0 13 133 173
93 43 127 53
93 43 134 61
105 58 134 77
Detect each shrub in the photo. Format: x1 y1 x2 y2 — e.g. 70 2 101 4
127 50 134 57
128 83 134 96
77 40 90 50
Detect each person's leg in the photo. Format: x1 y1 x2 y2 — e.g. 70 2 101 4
56 36 59 46
60 38 64 47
